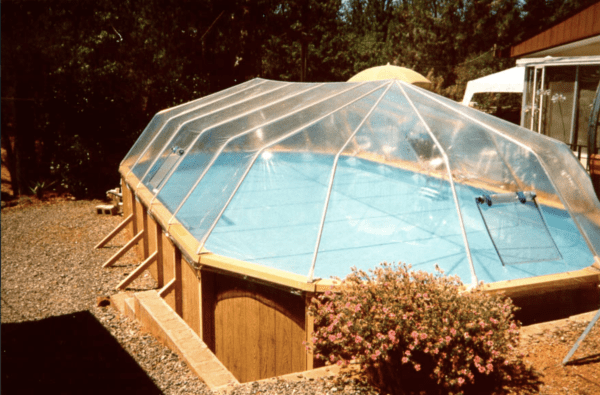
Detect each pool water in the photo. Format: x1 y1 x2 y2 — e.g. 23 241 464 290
149 152 594 285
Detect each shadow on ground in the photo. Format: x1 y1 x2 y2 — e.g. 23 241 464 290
1 311 161 395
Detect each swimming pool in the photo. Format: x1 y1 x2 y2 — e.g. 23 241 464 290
139 151 594 285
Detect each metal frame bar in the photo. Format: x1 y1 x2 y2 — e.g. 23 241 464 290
169 82 377 228
194 83 389 255
569 65 580 150
307 83 392 281
120 79 265 169
135 82 294 191
148 83 323 207
125 79 269 179
398 82 478 286
537 66 547 134
562 309 600 365
475 192 562 266
402 81 599 259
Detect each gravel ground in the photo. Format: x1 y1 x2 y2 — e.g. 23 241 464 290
3 197 599 395
1 198 372 395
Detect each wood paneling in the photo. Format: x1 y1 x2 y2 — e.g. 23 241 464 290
174 249 183 316
511 3 600 57
201 270 216 352
146 216 159 280
162 234 176 311
134 199 149 259
122 182 135 239
181 258 201 335
211 274 306 383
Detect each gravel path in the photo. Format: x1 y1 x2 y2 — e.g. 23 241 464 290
1 198 372 395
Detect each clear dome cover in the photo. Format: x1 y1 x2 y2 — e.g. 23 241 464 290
121 78 600 286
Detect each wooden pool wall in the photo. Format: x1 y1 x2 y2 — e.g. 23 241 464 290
118 164 600 382
120 171 322 383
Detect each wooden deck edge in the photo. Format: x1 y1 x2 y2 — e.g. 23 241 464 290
131 290 239 390
118 172 600 297
480 266 600 299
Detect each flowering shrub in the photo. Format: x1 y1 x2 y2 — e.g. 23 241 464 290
308 263 527 395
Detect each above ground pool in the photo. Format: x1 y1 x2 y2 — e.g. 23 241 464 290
143 152 593 285
122 78 600 287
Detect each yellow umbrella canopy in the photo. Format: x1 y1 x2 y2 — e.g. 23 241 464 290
348 64 432 89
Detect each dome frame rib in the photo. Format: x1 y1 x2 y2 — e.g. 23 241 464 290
123 79 269 179
308 82 393 282
404 82 600 258
168 82 382 230
146 82 322 208
136 82 295 192
194 82 391 255
397 82 478 286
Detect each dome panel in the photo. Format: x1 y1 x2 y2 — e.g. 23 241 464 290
122 78 270 172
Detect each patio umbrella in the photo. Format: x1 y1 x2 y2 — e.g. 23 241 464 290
348 64 432 89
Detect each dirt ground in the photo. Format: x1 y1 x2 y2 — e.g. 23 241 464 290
519 311 600 394
1 158 599 394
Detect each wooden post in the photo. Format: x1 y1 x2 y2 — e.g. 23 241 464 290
117 251 158 290
102 230 144 268
159 278 176 298
94 214 133 249
174 248 183 316
305 293 315 370
155 221 164 288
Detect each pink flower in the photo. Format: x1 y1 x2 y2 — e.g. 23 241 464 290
445 336 452 343
414 364 421 371
420 333 428 340
486 363 494 372
388 330 396 341
458 377 465 386
328 335 336 342
355 335 363 344
464 332 470 339
450 328 457 336
402 357 409 364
